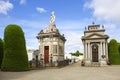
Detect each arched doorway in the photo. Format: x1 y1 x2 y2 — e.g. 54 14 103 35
92 44 98 62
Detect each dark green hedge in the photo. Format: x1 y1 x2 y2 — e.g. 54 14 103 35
1 24 30 71
0 38 3 68
118 43 120 54
108 39 120 64
118 43 120 63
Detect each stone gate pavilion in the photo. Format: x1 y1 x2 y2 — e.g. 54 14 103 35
81 23 109 66
37 12 66 66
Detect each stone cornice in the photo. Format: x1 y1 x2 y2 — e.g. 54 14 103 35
81 33 109 40
37 32 66 42
84 29 105 33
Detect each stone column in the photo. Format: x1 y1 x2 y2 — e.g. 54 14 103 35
57 44 59 59
63 42 65 55
90 43 92 60
98 43 101 60
88 43 90 59
100 42 103 56
105 42 108 59
40 40 44 60
103 42 105 55
85 42 88 59
87 43 88 59
84 41 86 59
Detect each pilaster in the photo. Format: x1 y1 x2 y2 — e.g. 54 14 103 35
88 42 90 59
105 42 108 59
100 42 103 56
85 42 88 59
103 42 105 55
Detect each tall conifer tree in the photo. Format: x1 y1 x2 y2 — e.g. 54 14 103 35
1 24 30 71
0 38 3 68
108 39 120 64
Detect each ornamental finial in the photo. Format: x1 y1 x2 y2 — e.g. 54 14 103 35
50 11 55 24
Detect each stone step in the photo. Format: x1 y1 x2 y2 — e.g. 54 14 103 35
44 63 51 67
91 62 100 67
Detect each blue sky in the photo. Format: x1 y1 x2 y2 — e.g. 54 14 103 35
0 0 120 54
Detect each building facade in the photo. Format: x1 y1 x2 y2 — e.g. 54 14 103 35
81 22 109 66
32 50 39 61
37 12 66 66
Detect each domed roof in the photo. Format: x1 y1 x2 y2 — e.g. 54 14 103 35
43 23 59 33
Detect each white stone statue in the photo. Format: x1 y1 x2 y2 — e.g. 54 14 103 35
50 11 55 24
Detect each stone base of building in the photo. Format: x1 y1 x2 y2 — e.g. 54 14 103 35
41 60 70 67
84 59 91 66
100 59 108 66
83 59 108 67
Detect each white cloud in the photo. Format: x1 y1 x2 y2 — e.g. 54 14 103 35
84 0 120 42
104 23 120 42
84 0 120 22
36 7 47 13
20 0 26 5
63 31 84 53
56 20 86 53
0 0 13 15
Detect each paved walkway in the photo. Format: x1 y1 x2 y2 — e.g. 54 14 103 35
0 61 120 80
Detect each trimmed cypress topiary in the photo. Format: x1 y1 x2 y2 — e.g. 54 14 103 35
118 43 120 63
108 39 120 64
1 24 30 71
0 38 3 68
118 43 120 53
119 44 120 53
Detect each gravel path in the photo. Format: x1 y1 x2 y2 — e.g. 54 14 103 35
0 62 120 80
